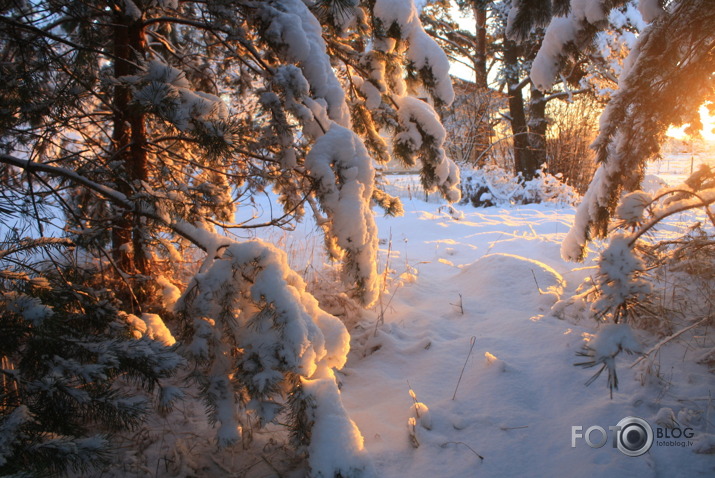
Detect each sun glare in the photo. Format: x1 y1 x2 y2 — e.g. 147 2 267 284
666 105 715 141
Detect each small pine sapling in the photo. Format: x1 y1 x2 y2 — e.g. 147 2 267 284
0 242 183 477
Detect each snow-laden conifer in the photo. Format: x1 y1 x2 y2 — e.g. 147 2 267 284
0 1 459 474
509 0 714 260
514 0 715 398
0 241 183 477
176 238 371 475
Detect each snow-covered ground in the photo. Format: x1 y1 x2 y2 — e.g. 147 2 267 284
331 152 715 477
105 151 714 477
338 206 711 477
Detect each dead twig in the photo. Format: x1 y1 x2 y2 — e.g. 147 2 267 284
453 336 476 400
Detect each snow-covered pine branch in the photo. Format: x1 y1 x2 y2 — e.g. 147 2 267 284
370 0 461 201
254 0 382 306
252 0 462 304
0 153 229 256
131 60 230 135
525 1 624 91
575 322 642 397
394 96 461 202
510 1 715 260
562 165 714 394
305 124 380 306
0 251 184 476
258 0 352 129
590 234 651 321
373 0 455 107
566 2 714 259
175 239 371 476
1 1 464 473
2 147 372 475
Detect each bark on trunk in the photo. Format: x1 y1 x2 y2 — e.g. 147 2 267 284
473 2 488 89
504 39 534 179
526 85 547 177
111 9 149 276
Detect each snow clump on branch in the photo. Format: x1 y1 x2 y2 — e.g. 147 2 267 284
305 124 380 307
176 239 371 476
373 0 454 106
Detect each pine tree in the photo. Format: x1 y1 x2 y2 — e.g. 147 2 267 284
513 0 715 396
507 0 715 260
1 1 460 474
423 1 601 181
0 238 183 476
1 0 460 306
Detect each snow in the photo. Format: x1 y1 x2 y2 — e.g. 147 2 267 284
303 373 374 477
530 0 609 91
616 190 652 224
654 407 677 428
141 313 176 346
373 0 454 105
331 180 714 477
305 123 380 306
172 235 368 471
354 76 383 110
156 275 181 310
84 151 715 476
638 0 665 23
4 292 53 325
454 252 564 310
132 60 228 133
394 96 461 201
0 406 31 467
592 233 651 317
126 313 176 346
531 18 578 91
571 0 607 24
260 0 351 127
588 323 642 360
609 4 647 31
395 96 447 148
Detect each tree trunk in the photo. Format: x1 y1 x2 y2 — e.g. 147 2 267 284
111 8 149 277
467 2 492 165
473 1 488 89
527 85 548 175
503 39 536 179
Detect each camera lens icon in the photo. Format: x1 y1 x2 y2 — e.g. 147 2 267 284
616 417 653 457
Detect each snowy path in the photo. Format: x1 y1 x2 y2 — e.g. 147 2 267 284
339 204 713 477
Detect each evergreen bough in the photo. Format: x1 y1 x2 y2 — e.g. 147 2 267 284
0 241 183 477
